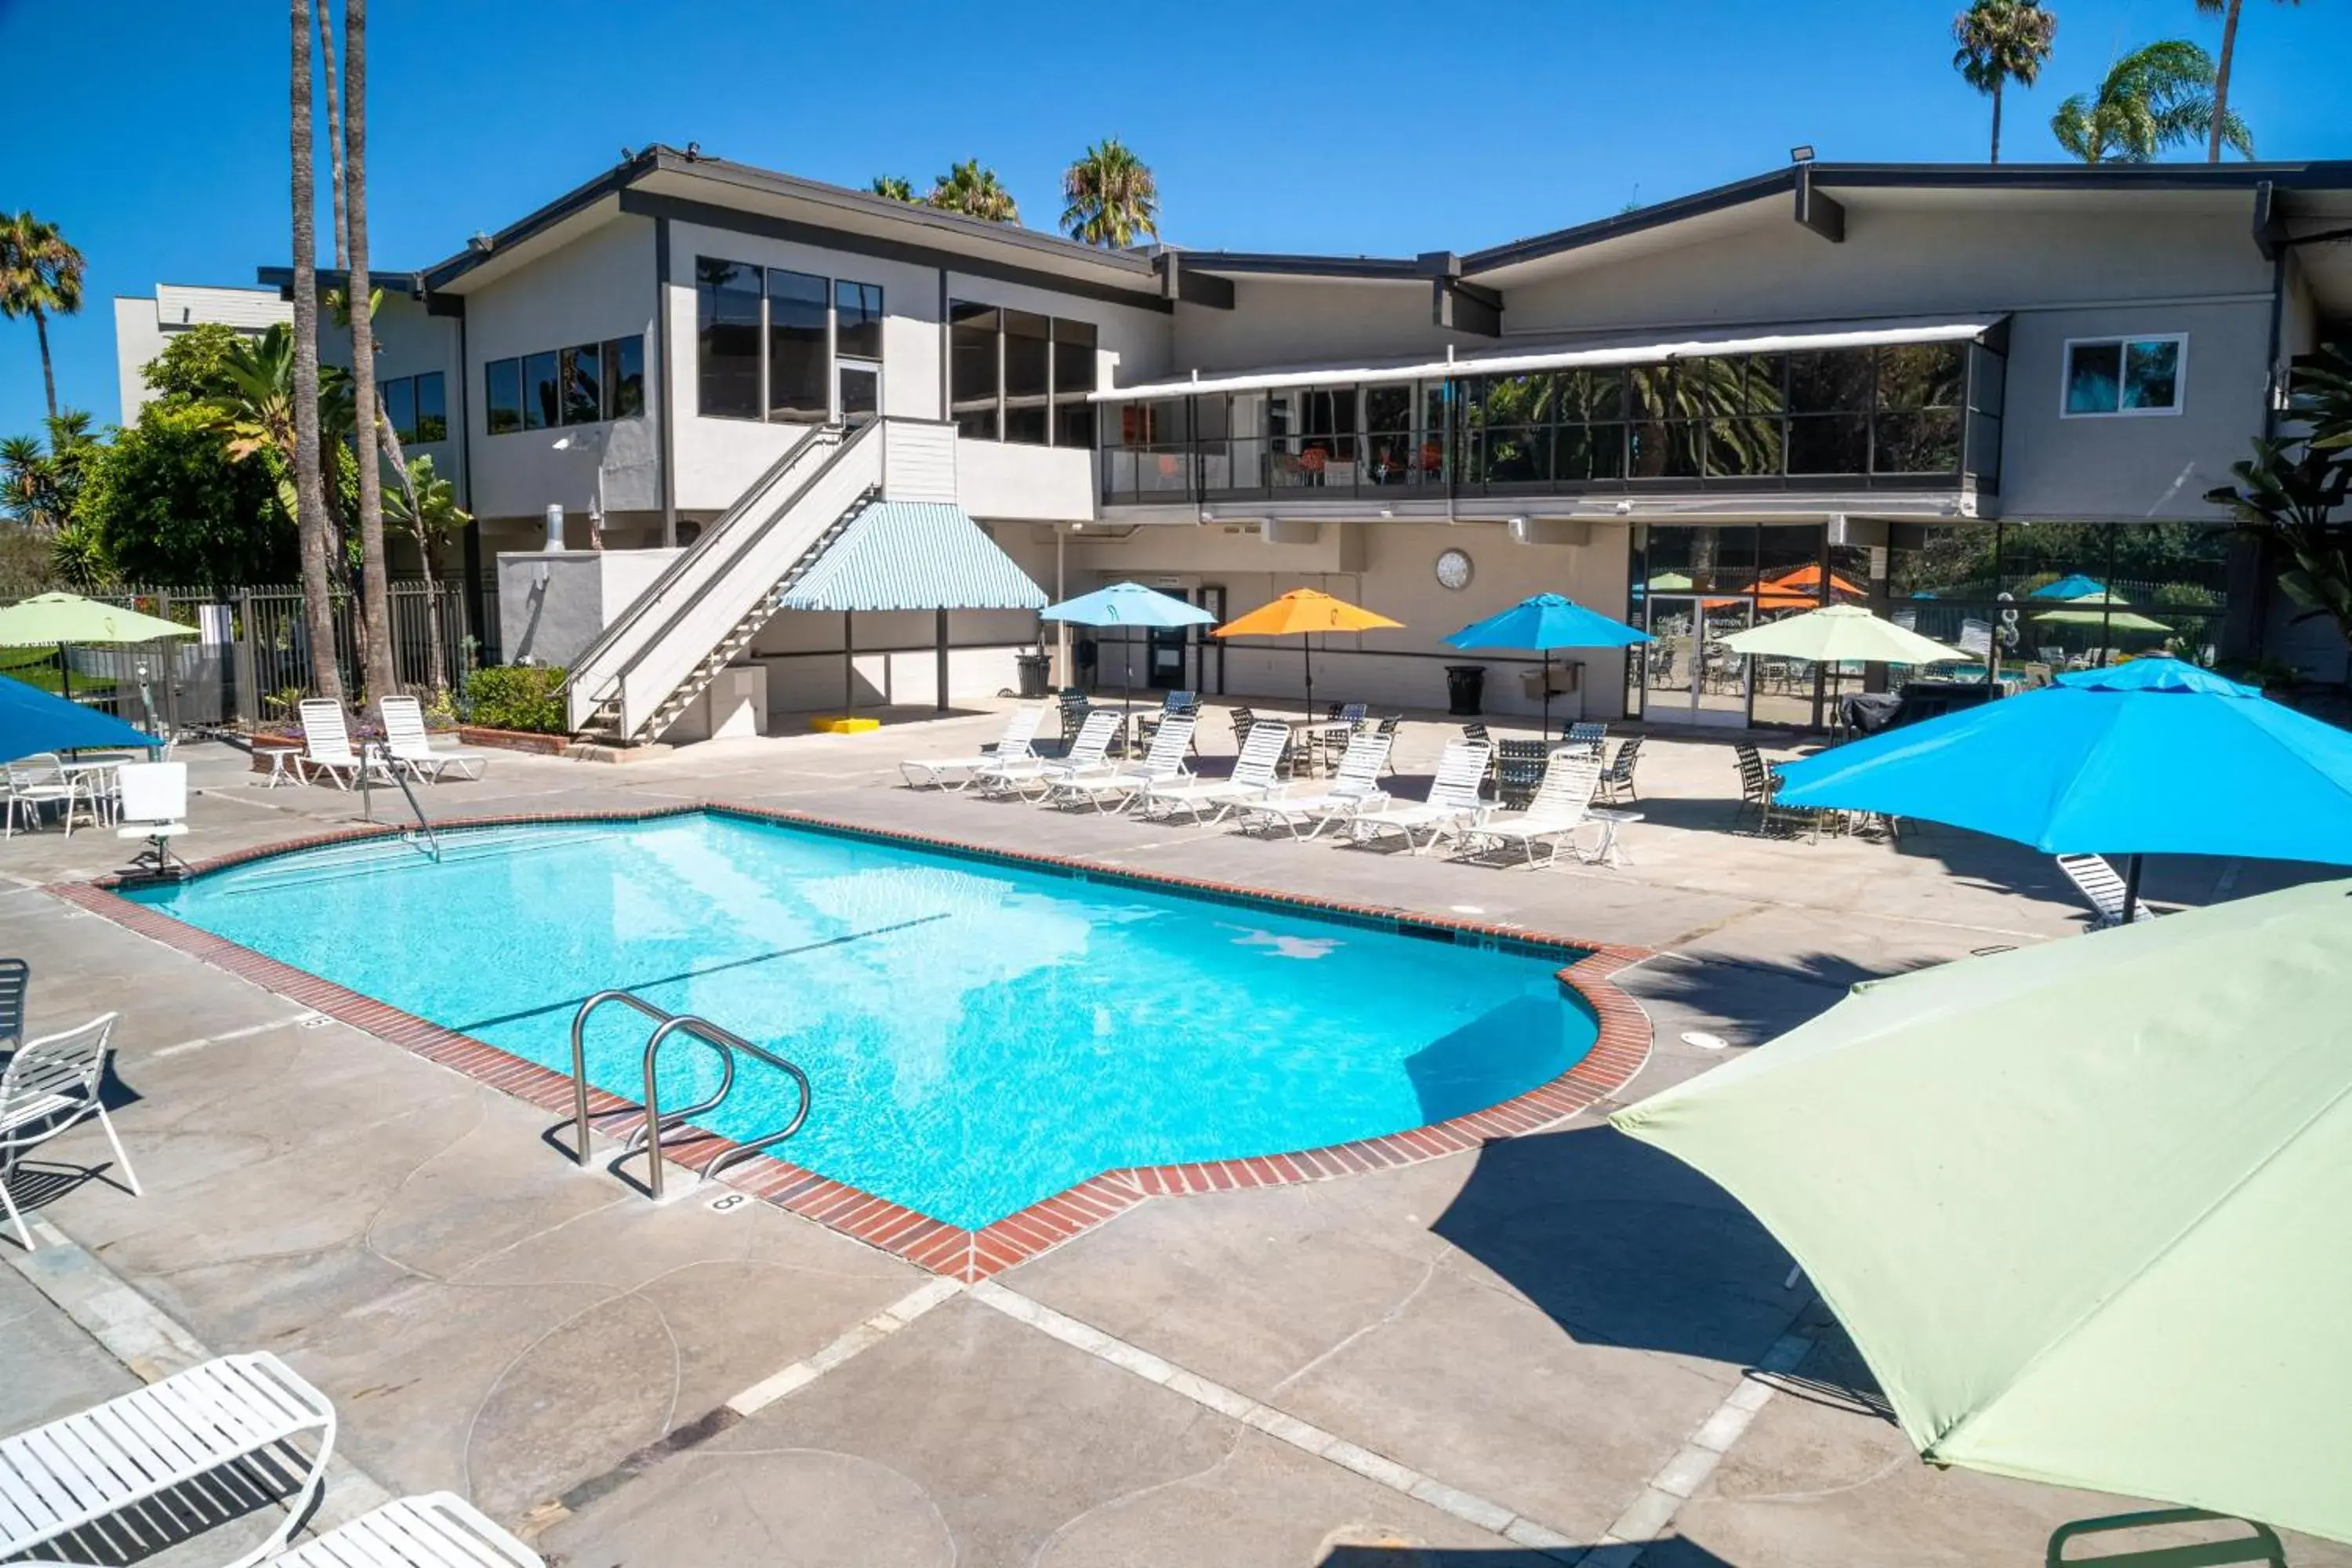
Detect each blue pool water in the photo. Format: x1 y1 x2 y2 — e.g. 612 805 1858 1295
127 814 1595 1227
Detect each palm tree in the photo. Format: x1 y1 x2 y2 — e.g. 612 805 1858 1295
1061 139 1161 248
2195 0 2297 162
927 160 1020 224
2050 39 2251 162
289 0 344 702
1951 0 2060 163
339 0 397 708
869 175 916 202
314 0 347 263
0 213 86 420
0 413 96 532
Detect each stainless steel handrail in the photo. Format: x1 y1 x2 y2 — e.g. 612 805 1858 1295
567 989 811 1200
357 740 441 860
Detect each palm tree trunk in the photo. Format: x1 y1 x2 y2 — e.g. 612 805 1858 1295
343 0 397 711
314 0 347 267
31 307 55 420
288 0 344 703
1990 77 2005 165
377 412 444 694
2208 0 2244 162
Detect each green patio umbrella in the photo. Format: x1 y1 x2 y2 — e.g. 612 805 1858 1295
1716 604 1968 665
1612 880 2352 1544
2031 591 2172 634
0 592 194 707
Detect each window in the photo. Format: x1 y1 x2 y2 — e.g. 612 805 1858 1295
2063 335 2183 416
1003 310 1051 445
835 280 884 361
485 359 521 434
764 267 828 423
953 299 1102 447
1052 318 1096 448
380 377 415 445
603 336 644 419
560 343 601 425
523 350 560 431
413 372 446 441
696 257 764 419
949 301 1000 438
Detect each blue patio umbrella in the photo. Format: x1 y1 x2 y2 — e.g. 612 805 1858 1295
2031 572 2108 600
0 673 155 765
1445 592 1650 730
1773 657 2352 918
1040 581 1214 710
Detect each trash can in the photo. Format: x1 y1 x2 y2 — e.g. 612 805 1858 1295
1014 652 1051 699
1444 663 1487 717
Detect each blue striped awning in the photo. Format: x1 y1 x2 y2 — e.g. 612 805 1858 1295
776 502 1047 613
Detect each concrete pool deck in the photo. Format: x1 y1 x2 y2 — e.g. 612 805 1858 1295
4 706 2344 1566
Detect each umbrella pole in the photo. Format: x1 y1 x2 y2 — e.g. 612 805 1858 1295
1303 635 1313 718
2122 853 2143 925
57 641 71 706
1541 650 1552 737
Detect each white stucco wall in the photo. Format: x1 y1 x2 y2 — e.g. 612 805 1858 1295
495 546 679 668
1169 275 1470 375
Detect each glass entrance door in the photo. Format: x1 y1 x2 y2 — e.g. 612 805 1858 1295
1642 593 1753 725
1147 587 1192 691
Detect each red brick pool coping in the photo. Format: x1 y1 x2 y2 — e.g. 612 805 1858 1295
60 803 1655 1283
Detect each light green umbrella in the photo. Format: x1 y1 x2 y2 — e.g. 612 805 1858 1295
1646 572 1695 591
0 592 194 706
2031 591 2172 634
1612 880 2352 1544
1716 604 1968 665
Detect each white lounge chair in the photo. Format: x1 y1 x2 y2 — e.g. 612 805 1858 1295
1229 733 1397 840
380 695 489 782
2 753 74 837
978 710 1118 798
276 1492 543 1567
1138 722 1290 823
113 761 191 876
0 1352 332 1568
900 702 1047 790
1042 714 1196 811
294 699 385 791
1345 740 1494 855
1455 749 1605 869
2056 853 2164 928
1 1013 140 1250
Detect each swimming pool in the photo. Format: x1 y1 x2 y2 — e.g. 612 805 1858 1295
125 811 1599 1229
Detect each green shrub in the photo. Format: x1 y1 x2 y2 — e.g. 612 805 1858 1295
462 664 568 734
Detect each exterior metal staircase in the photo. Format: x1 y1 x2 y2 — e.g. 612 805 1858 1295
566 419 885 745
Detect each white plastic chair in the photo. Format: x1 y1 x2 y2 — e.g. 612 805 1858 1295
113 761 191 876
379 695 488 782
1043 713 1196 811
1345 740 1494 855
1138 722 1290 823
978 710 1117 798
275 1491 543 1567
295 699 382 790
2056 853 2163 928
1456 750 1606 869
0 1012 139 1250
1231 732 1398 840
900 703 1047 790
0 1350 333 1568
3 753 74 837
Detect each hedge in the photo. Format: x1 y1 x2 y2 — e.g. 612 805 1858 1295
462 665 568 735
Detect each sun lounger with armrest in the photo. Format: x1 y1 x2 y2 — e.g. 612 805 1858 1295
1229 733 1395 840
1345 740 1494 855
900 702 1047 789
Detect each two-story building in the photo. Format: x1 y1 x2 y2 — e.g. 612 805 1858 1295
156 145 2348 740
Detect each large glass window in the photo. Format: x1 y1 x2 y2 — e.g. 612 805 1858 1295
2063 335 2183 416
949 301 1000 439
1052 318 1096 448
835 280 884 361
412 372 446 441
380 377 416 445
560 343 601 425
603 336 644 419
1002 310 1051 445
523 350 560 431
695 257 764 420
764 267 829 423
485 358 521 435
1873 342 1962 474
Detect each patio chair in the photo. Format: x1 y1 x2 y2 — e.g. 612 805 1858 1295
2056 853 2164 928
1370 714 1402 776
1 1013 139 1251
1345 739 1494 855
2 754 73 837
978 710 1117 798
1595 735 1644 804
113 761 191 877
294 699 383 791
379 695 490 782
2045 1508 2285 1568
1055 688 1092 744
276 1492 543 1568
1042 714 1196 811
1733 742 1822 840
1455 750 1606 869
1138 722 1290 824
0 957 24 1054
900 702 1047 789
1135 691 1201 754
1230 733 1396 840
1493 739 1549 809
1563 720 1608 757
0 1351 335 1568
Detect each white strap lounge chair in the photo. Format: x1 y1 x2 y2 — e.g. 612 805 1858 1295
1229 732 1397 840
294 700 384 791
978 710 1119 798
379 695 489 782
900 702 1047 790
274 1491 543 1567
0 1351 334 1568
2056 853 2164 928
113 761 191 876
1455 750 1606 869
1345 739 1494 855
1 1013 140 1250
1043 714 1196 811
1138 722 1291 824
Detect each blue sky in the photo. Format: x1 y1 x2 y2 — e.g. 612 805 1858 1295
2 0 2346 440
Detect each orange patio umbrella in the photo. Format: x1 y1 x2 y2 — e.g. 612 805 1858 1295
1759 564 1867 602
1214 589 1403 716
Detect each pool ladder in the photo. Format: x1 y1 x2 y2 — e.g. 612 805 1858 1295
564 989 811 1201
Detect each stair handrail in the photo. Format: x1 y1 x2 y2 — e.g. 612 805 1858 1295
566 419 870 721
568 989 811 1200
356 740 440 861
